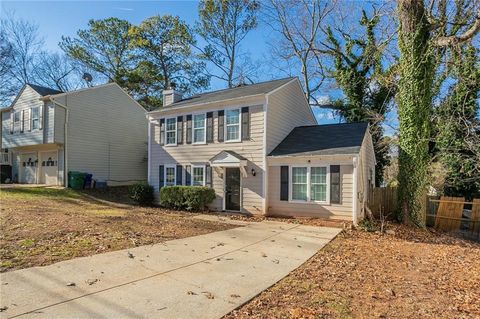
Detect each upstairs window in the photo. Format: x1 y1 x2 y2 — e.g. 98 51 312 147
192 165 205 186
165 117 177 145
31 107 40 130
193 113 206 144
13 111 21 133
225 109 240 142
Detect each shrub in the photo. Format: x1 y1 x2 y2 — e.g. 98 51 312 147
160 186 216 211
128 182 154 206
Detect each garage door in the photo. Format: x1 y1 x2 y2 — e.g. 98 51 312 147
20 153 38 184
40 151 58 185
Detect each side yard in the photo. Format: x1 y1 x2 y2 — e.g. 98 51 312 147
225 224 480 319
0 187 235 272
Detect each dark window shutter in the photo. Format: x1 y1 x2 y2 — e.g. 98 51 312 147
241 107 250 140
206 112 214 143
280 166 289 201
159 119 165 146
217 110 224 142
185 165 191 185
159 165 165 188
177 116 183 144
176 165 183 185
330 165 341 204
186 115 192 144
206 165 212 187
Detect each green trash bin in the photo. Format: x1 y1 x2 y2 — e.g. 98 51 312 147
68 171 87 190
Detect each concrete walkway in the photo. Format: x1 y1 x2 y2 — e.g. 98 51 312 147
0 221 341 319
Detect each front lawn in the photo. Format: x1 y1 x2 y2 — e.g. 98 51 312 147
225 224 480 319
0 187 235 272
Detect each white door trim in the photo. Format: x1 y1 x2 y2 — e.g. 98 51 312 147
222 167 242 212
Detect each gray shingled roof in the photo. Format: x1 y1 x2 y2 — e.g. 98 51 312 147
164 77 295 109
27 83 63 96
268 122 369 157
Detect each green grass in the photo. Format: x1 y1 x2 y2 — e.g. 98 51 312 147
0 187 81 200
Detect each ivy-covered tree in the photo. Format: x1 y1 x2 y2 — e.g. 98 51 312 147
435 44 480 199
396 0 480 226
324 10 396 186
130 15 209 108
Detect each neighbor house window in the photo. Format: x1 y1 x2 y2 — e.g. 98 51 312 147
193 113 206 143
13 111 21 133
31 107 40 130
290 166 329 203
225 109 240 142
165 117 177 145
165 166 176 186
192 165 205 186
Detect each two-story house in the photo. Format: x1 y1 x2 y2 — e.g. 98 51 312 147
1 83 147 186
148 77 376 224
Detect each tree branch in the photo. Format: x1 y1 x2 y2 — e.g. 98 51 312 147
434 13 480 46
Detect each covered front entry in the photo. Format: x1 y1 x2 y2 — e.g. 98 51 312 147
19 153 38 184
225 167 241 211
210 150 248 212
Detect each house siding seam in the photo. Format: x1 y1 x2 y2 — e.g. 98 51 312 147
265 80 317 154
53 84 147 186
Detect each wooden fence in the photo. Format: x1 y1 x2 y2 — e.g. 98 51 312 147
367 187 398 217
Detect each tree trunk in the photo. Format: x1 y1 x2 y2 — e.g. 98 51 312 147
396 0 434 227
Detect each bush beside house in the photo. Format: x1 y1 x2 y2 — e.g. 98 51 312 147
129 183 154 206
160 186 216 211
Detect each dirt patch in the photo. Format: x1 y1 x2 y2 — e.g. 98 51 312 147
225 223 480 319
0 187 236 272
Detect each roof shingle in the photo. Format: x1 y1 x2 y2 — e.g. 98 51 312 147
162 77 295 109
268 122 369 157
27 83 63 96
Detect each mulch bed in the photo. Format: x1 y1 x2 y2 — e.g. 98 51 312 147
225 223 480 319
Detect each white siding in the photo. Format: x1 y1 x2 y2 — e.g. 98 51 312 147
149 103 265 215
265 79 316 154
54 104 66 144
357 129 376 220
55 84 147 185
267 159 353 220
2 86 46 148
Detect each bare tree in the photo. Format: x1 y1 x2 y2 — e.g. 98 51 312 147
34 52 84 92
262 0 336 107
195 0 260 88
0 31 14 106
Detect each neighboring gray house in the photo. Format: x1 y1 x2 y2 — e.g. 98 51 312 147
147 77 376 224
1 83 147 186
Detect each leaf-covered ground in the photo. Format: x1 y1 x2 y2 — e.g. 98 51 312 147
0 187 235 272
225 224 480 319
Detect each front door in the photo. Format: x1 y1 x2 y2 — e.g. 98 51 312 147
225 168 241 211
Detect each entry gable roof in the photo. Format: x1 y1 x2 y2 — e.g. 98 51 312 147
209 150 248 167
268 122 369 157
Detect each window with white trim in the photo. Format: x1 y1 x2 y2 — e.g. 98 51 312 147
290 166 329 203
193 113 206 144
311 167 327 201
292 167 308 201
192 165 205 186
225 108 240 142
165 117 177 145
31 107 40 130
165 166 176 186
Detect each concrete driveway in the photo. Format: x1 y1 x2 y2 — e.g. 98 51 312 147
0 220 341 319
